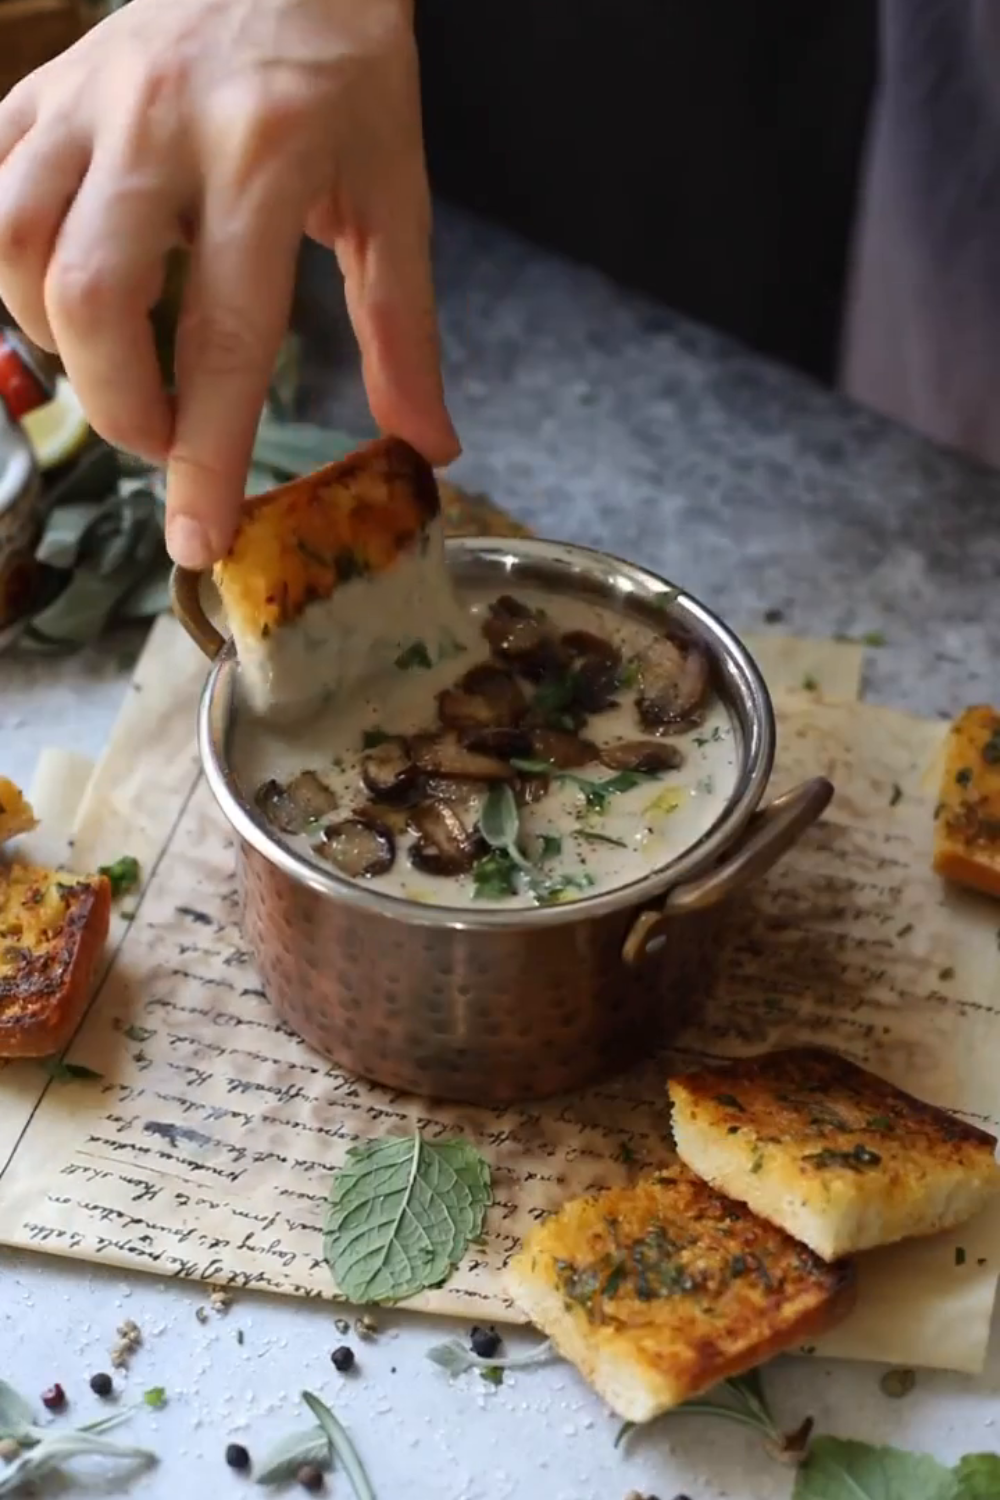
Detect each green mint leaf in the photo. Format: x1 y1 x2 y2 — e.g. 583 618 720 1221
954 1454 1000 1498
254 1425 331 1486
323 1133 491 1304
301 1392 375 1500
426 1339 553 1377
792 1437 958 1500
42 1058 104 1082
0 1429 156 1496
98 854 140 898
142 1387 166 1409
395 640 432 671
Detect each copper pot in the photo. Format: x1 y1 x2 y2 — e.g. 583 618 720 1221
172 537 832 1104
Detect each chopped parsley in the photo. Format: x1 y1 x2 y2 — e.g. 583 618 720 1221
395 640 433 671
889 783 903 807
99 854 140 898
983 727 1000 765
714 1093 745 1112
576 830 628 849
802 674 819 692
510 758 656 814
362 727 393 749
956 767 973 788
802 1144 882 1172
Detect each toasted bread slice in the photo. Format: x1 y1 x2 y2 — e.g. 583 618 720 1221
0 778 37 846
669 1048 1000 1260
0 862 111 1057
505 1166 855 1423
932 705 1000 899
214 437 466 716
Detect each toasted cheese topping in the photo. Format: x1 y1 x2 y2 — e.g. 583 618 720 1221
214 436 440 640
933 704 1000 898
0 862 110 1054
0 777 37 845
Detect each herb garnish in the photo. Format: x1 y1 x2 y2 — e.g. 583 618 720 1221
42 1057 103 1081
576 830 628 849
254 1427 331 1486
142 1387 167 1409
394 640 433 671
802 1144 882 1172
361 728 393 749
98 854 140 898
510 758 656 814
0 1379 156 1495
323 1132 491 1303
476 785 594 904
301 1392 376 1500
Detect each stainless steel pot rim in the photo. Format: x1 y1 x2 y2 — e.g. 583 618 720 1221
197 535 777 931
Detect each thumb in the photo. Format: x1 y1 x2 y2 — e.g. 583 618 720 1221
324 211 460 469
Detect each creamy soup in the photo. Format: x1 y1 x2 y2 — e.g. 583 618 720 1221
231 588 739 910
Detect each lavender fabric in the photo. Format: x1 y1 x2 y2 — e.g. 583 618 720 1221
844 0 1000 465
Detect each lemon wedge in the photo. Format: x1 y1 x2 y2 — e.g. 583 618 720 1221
20 377 90 470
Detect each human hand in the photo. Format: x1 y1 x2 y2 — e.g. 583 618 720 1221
0 0 459 568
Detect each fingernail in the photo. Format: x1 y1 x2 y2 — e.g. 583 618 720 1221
166 514 212 570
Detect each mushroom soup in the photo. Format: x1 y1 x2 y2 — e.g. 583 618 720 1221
231 589 739 909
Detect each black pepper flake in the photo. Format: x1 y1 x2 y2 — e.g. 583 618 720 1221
956 767 973 788
41 1384 66 1412
889 783 903 807
955 1246 967 1266
297 1462 325 1492
225 1443 251 1471
89 1372 113 1398
939 966 955 981
470 1326 501 1359
330 1345 355 1373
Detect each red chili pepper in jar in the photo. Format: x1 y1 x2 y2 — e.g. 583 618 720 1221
0 328 54 421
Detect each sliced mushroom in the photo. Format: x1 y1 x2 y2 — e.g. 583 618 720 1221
255 771 338 835
360 738 422 805
317 818 395 878
354 800 410 836
599 740 685 773
560 630 623 713
411 732 515 782
458 662 528 720
482 596 567 680
528 728 599 769
408 802 484 876
423 776 489 830
636 634 711 731
514 773 551 806
461 726 535 761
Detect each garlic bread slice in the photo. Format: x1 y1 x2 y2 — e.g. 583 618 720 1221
0 778 37 846
669 1048 1000 1260
505 1165 855 1423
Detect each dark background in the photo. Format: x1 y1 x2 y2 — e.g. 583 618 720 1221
416 0 878 385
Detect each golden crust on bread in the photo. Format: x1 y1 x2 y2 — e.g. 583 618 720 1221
932 704 1000 899
0 778 37 846
505 1166 855 1423
214 436 440 641
0 862 111 1057
669 1048 1000 1261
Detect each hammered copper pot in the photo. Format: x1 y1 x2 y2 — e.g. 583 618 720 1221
172 537 832 1105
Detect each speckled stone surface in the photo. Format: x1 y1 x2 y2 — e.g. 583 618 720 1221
297 202 1000 721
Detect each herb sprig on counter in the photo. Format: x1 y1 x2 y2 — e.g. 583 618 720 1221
0 1379 156 1495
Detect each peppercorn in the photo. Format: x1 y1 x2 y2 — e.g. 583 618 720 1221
40 1384 66 1412
89 1373 114 1398
470 1326 501 1359
225 1443 251 1471
330 1345 355 1373
297 1462 324 1492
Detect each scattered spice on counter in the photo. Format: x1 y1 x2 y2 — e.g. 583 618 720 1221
955 1245 967 1266
334 1318 351 1336
879 1368 916 1399
330 1346 355 1373
297 1461 325 1492
209 1286 232 1314
195 1306 210 1325
355 1315 378 1340
111 1318 143 1368
88 1373 113 1398
469 1327 501 1360
40 1384 66 1412
225 1442 251 1471
143 1386 167 1409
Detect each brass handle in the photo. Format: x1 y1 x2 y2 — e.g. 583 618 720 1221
622 776 834 966
170 565 226 660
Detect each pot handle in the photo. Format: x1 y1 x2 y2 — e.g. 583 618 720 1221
170 565 226 660
621 775 833 966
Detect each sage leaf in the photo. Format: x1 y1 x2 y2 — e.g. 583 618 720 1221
479 784 528 867
0 1381 35 1441
792 1437 959 1500
254 1424 331 1486
954 1454 1000 1498
301 1392 375 1500
323 1133 491 1304
427 1338 554 1377
0 1429 156 1495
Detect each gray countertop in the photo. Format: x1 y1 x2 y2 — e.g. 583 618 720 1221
1 204 999 1500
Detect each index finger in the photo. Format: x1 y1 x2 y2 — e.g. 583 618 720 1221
164 187 301 569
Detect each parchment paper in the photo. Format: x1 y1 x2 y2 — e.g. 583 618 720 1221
5 616 997 1374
